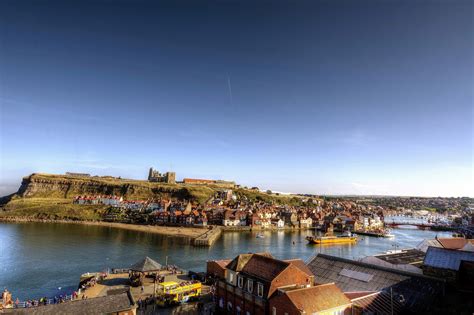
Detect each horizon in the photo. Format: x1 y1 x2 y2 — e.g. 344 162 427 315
1 0 473 198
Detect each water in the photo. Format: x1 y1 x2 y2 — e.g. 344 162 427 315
0 222 452 300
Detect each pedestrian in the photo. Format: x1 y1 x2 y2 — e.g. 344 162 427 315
141 285 144 293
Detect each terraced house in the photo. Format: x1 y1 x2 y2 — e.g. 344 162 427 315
212 253 352 315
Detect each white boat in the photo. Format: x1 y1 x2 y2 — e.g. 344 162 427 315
256 234 265 239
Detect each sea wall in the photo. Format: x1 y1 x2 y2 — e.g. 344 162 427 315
193 226 223 246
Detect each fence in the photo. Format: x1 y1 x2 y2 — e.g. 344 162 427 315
14 294 75 309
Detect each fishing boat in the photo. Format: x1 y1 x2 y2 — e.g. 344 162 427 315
306 231 357 245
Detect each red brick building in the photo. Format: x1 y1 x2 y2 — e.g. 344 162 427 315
215 253 315 315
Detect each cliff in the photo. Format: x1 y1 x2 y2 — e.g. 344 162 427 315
0 173 217 220
13 173 216 202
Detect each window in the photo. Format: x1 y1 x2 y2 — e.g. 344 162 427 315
238 276 243 288
229 272 234 283
272 307 276 315
247 279 253 293
257 283 264 297
227 302 233 311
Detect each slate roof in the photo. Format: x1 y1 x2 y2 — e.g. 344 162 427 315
9 291 135 314
129 256 162 272
350 291 403 315
307 254 445 313
373 248 425 266
417 239 443 252
283 283 351 313
423 246 474 271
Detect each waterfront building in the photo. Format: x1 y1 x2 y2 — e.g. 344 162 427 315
215 253 315 314
422 247 474 284
307 254 445 314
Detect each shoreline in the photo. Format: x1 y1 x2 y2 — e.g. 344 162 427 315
0 216 209 240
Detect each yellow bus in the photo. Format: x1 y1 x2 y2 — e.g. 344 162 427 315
156 281 202 306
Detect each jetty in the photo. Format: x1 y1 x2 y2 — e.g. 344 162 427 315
193 226 222 246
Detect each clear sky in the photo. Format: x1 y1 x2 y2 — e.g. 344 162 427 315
0 0 472 197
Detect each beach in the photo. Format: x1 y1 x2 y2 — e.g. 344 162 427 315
0 216 209 239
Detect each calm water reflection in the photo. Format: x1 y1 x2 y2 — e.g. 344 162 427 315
0 222 451 299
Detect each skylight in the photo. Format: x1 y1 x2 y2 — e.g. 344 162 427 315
339 268 374 282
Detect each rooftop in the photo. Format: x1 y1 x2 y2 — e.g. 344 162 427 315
307 253 445 313
9 290 135 315
240 254 290 282
282 283 351 313
423 246 474 271
225 252 273 272
373 248 425 266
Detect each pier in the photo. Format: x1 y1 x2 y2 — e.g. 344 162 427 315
193 226 222 246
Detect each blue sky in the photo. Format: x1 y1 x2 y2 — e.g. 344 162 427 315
0 0 472 197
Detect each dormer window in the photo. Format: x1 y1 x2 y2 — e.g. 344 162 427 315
257 282 264 297
247 279 253 293
238 276 243 288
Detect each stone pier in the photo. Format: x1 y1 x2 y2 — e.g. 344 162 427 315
193 226 222 246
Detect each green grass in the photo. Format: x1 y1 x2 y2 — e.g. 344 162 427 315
234 188 309 206
20 173 217 204
0 197 109 220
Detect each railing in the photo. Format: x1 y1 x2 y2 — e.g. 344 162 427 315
13 294 76 309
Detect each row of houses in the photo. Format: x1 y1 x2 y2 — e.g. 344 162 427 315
74 194 391 231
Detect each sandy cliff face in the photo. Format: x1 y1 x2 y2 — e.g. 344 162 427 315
15 174 198 200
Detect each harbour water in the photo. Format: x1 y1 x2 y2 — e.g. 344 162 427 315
0 221 452 300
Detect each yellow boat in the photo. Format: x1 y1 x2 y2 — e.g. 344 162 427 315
306 232 357 245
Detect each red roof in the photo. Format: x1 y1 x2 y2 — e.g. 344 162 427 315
437 237 472 249
283 283 351 313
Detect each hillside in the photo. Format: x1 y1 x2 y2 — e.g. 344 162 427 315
12 173 216 202
0 173 311 220
0 173 217 220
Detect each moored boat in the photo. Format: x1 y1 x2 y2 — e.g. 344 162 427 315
306 231 357 245
353 229 394 238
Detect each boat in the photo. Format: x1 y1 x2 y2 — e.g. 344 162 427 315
256 233 265 239
306 231 357 245
353 229 394 238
